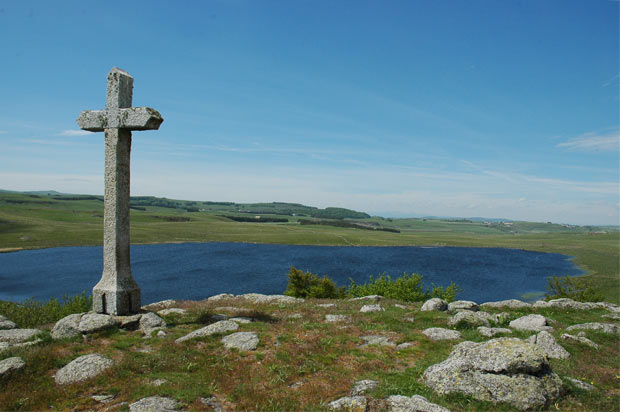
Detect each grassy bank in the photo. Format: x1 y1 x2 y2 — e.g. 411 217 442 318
0 192 618 302
1 296 618 411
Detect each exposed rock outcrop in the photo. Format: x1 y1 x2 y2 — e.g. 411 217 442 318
422 328 462 341
387 395 452 412
509 314 553 332
221 332 259 351
423 338 563 410
175 320 239 343
420 298 447 312
55 354 114 385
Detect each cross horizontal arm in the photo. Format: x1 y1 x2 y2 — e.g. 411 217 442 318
77 107 164 132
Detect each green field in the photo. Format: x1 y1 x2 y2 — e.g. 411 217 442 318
1 192 618 302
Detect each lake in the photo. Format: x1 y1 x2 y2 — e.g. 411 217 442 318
0 242 583 304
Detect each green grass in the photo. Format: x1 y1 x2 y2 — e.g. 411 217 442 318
2 296 618 411
0 192 618 302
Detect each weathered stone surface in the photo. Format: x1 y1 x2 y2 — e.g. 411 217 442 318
481 299 531 309
175 320 239 343
55 354 114 385
129 396 179 412
157 308 187 316
396 342 414 350
139 312 167 335
288 313 303 319
602 313 620 320
448 310 495 327
0 315 17 330
0 328 42 344
478 327 512 337
448 300 479 312
423 338 563 410
142 299 176 310
560 333 599 349
533 298 598 310
394 304 408 309
420 298 448 312
199 396 223 412
422 328 462 341
328 396 367 411
51 313 84 339
350 295 383 302
595 301 620 312
387 395 452 412
222 332 259 351
240 293 303 304
0 357 25 377
360 304 385 313
318 303 337 308
352 379 378 395
509 314 553 332
207 293 235 302
114 313 143 330
566 322 619 334
567 377 595 391
360 335 396 347
325 314 351 323
528 331 570 359
229 317 252 324
92 394 115 403
78 313 119 334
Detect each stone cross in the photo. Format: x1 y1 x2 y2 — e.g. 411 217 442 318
77 67 163 315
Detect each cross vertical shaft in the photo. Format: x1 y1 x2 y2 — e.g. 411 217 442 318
77 68 163 315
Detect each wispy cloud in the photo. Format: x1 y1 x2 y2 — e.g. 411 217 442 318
558 129 620 152
57 129 93 137
0 130 6 135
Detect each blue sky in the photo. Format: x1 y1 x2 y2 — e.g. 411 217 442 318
0 0 618 225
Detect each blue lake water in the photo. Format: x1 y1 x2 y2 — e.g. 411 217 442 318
0 242 583 304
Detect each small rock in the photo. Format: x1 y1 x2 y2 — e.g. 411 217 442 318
447 311 495 327
350 295 383 302
567 377 595 391
595 301 620 312
602 313 620 320
328 396 367 411
114 314 142 330
199 396 223 412
387 395 452 412
55 354 114 385
230 317 253 324
422 328 462 341
420 298 448 312
222 331 259 351
207 293 235 302
175 320 239 343
566 322 619 334
448 300 479 312
239 293 303 304
509 314 553 332
150 378 168 386
287 313 303 319
0 328 43 343
92 394 115 403
0 356 25 376
142 299 176 310
396 342 414 350
560 333 599 349
393 304 408 309
0 315 17 330
78 313 118 334
404 317 415 323
360 304 385 313
157 330 167 337
477 327 512 337
290 381 303 389
129 396 179 412
139 312 167 335
352 379 378 395
157 308 187 316
528 331 570 359
318 303 337 308
360 335 396 347
51 313 83 339
481 299 531 309
533 298 597 310
325 314 351 323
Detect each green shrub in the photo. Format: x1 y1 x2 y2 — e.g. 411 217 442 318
0 291 92 328
284 267 346 299
430 282 462 303
545 275 604 302
347 273 461 303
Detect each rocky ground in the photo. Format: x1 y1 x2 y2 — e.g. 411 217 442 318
0 294 619 411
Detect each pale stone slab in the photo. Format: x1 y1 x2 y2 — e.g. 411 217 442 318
448 300 479 312
481 299 531 309
422 328 462 341
421 298 448 312
0 328 42 344
478 326 512 337
566 322 619 334
0 315 17 330
325 314 351 323
352 379 378 395
360 335 396 347
387 395 453 412
221 331 259 351
509 314 553 332
328 396 367 411
0 357 25 376
175 320 239 343
360 304 385 313
527 331 570 359
129 396 179 412
55 354 114 385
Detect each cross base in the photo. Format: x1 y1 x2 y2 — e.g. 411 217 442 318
93 286 141 315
